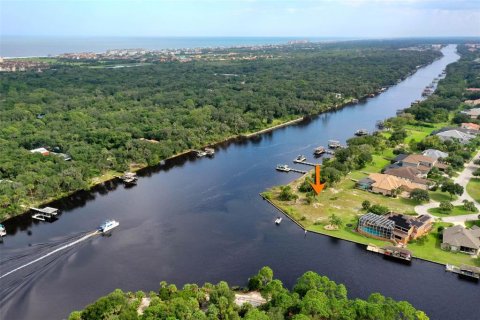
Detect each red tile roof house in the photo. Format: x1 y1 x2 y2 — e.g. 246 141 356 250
461 122 480 131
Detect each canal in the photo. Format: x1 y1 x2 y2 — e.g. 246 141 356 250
1 44 478 320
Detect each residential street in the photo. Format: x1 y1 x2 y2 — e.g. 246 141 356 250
415 150 480 225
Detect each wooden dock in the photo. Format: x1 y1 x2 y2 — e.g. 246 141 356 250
293 160 320 167
289 168 307 174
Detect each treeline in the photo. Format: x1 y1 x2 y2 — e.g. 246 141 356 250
68 267 428 320
0 42 440 219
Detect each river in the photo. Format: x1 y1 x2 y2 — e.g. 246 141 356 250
1 44 478 320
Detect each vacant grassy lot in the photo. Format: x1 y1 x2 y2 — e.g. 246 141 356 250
466 178 480 203
429 190 458 202
428 205 477 217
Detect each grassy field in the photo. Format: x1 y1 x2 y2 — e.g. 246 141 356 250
466 178 480 203
428 205 477 217
429 190 458 202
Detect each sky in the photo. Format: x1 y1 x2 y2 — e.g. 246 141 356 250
1 0 479 38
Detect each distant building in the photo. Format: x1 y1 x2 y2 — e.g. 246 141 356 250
383 167 429 186
441 225 480 255
461 108 480 119
464 99 480 107
435 129 476 144
30 147 49 156
460 122 480 132
421 149 449 160
357 173 427 197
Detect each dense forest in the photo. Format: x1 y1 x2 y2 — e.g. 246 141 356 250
0 42 441 219
68 267 429 320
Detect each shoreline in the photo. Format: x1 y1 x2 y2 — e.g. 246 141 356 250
261 193 447 267
2 96 364 223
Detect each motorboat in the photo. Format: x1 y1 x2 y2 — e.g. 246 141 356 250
204 147 215 156
275 217 283 225
121 172 138 185
0 224 6 237
296 155 306 162
313 146 325 155
98 220 119 233
276 164 291 172
354 129 369 136
328 140 341 149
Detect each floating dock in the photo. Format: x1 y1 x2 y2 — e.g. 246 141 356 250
446 264 480 280
31 207 59 221
276 165 307 174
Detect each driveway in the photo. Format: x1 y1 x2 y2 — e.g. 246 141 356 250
414 150 480 226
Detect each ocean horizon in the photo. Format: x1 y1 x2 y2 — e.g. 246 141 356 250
0 35 352 58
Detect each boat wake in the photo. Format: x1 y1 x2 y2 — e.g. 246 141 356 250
0 230 99 280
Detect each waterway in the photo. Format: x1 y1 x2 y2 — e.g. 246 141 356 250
1 44 478 320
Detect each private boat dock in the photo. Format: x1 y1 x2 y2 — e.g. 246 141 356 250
276 164 307 174
366 244 412 262
446 264 480 280
30 207 59 221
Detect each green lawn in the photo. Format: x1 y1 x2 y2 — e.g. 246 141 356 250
428 205 476 217
408 222 479 267
465 220 480 228
466 178 480 203
429 190 458 202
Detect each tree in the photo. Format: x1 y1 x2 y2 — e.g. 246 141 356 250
369 204 390 215
279 186 298 201
439 201 453 213
362 200 371 211
462 200 478 212
441 182 464 199
328 214 343 229
410 188 430 203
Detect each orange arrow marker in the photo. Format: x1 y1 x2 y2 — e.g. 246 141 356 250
310 165 326 195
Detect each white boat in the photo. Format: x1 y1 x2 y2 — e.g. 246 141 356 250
295 155 306 162
0 224 6 237
276 164 290 172
98 220 119 233
204 147 215 156
121 172 138 185
354 129 369 136
313 146 325 155
328 140 341 149
195 150 207 157
275 217 283 225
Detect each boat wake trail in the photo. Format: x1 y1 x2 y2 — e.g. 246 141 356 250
0 230 98 280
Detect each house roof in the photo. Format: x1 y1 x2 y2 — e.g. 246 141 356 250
443 225 480 249
436 130 475 142
30 147 49 155
393 153 409 162
383 167 428 185
402 154 436 165
422 149 449 159
461 108 480 116
464 99 480 106
368 173 427 192
461 123 480 131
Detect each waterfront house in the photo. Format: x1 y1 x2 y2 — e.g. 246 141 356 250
357 212 433 244
365 173 427 196
461 108 480 119
421 149 449 160
461 122 480 132
435 129 476 144
30 147 49 156
441 225 480 255
385 213 433 245
464 99 480 107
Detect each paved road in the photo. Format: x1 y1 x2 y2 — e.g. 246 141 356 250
415 150 480 226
